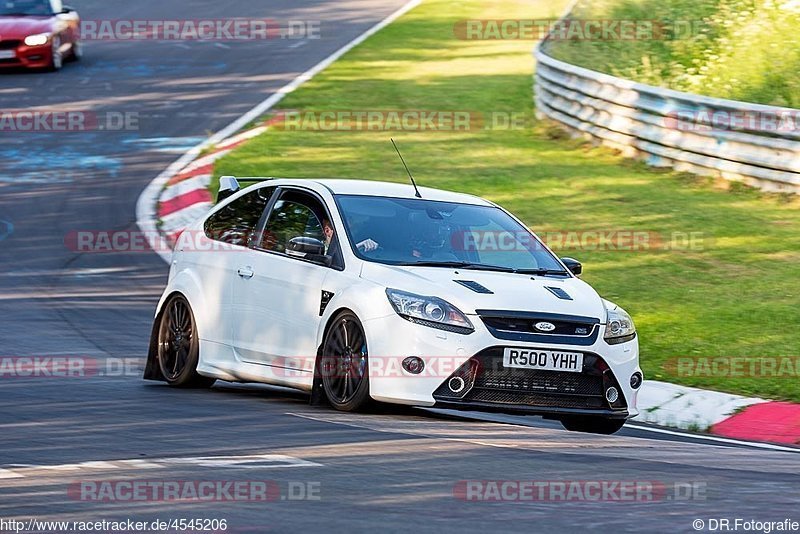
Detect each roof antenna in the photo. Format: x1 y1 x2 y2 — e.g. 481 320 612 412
391 138 422 198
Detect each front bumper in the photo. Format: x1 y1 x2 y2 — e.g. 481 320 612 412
430 347 629 419
363 312 641 419
0 42 52 69
433 401 628 419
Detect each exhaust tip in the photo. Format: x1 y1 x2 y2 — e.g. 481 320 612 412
448 376 466 393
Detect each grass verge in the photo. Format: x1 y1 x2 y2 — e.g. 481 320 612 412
214 0 800 401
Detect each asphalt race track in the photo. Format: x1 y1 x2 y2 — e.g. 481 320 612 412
1 1 800 532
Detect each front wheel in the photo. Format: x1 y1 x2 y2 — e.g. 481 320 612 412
156 294 215 388
68 40 83 62
49 36 63 71
320 311 371 412
560 416 625 435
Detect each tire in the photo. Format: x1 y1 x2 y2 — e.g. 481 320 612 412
319 311 371 412
156 294 215 388
68 40 82 62
49 36 63 71
560 416 626 435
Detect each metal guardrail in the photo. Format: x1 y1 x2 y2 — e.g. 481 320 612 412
534 43 800 193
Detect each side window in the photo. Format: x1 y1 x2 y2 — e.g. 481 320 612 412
204 187 274 246
261 198 325 253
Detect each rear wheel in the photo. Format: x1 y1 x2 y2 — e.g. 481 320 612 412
320 311 371 412
157 294 215 388
560 416 625 435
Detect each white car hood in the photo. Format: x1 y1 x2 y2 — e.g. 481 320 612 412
360 262 607 320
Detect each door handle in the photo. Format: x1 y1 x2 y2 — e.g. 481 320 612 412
237 266 254 279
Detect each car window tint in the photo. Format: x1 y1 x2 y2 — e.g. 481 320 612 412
336 195 563 271
460 218 546 270
204 187 274 246
262 199 324 253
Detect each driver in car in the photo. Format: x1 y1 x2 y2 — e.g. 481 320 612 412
342 213 458 261
323 218 379 253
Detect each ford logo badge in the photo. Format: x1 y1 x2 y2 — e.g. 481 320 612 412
535 321 556 332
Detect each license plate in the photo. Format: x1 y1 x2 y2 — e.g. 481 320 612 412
0 51 16 59
503 348 584 373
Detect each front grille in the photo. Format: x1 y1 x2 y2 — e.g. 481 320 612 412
433 348 626 413
469 390 607 409
0 40 21 50
477 310 600 346
481 316 595 337
476 368 603 395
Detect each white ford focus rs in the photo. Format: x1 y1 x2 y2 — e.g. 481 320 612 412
144 177 642 434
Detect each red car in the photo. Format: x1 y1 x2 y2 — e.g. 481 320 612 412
0 0 81 71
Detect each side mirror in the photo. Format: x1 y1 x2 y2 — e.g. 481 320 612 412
217 176 240 203
286 237 332 266
287 237 325 257
61 5 75 13
561 257 582 276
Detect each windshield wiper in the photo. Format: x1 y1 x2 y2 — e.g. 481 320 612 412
397 261 568 275
401 261 515 273
514 268 569 276
399 261 472 268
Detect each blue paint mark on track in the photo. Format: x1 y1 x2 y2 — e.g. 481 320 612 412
123 137 207 154
0 146 123 184
0 220 13 242
80 61 229 78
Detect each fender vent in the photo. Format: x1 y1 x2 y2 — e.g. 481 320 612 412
454 280 493 294
545 286 572 300
319 290 334 316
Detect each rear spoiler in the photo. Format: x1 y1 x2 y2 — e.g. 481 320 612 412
217 176 240 203
216 176 278 203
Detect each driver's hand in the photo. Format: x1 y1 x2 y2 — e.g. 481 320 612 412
357 238 379 252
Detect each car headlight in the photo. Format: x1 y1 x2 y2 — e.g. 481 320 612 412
386 289 474 334
604 302 636 345
24 33 50 46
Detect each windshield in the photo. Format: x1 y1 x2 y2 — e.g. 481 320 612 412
336 195 566 273
0 0 55 16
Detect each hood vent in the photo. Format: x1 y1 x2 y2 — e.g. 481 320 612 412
545 286 573 300
454 280 494 294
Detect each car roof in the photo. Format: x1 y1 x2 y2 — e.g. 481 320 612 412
266 178 494 207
